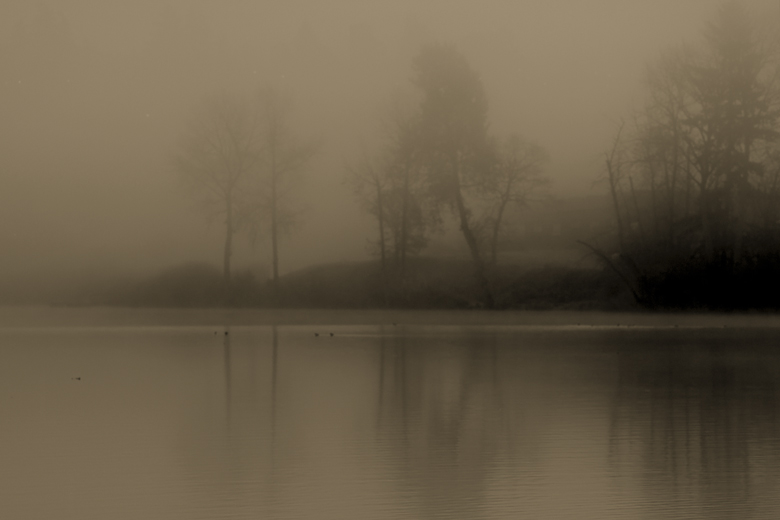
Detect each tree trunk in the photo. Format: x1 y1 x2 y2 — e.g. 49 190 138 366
607 157 625 253
400 163 410 279
490 197 509 265
684 151 692 218
667 125 680 249
376 180 386 272
733 139 753 267
629 175 646 246
700 185 714 262
648 162 658 239
223 195 233 287
453 173 493 308
271 168 279 296
269 125 280 303
606 124 626 253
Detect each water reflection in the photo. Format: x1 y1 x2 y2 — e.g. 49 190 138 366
375 330 514 518
608 331 780 517
271 325 278 449
5 323 780 519
223 330 231 427
215 326 282 518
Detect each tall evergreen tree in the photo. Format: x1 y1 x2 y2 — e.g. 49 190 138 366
412 44 495 307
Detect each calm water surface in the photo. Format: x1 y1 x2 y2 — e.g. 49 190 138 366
1 308 780 519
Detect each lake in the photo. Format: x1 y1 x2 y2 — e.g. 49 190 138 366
1 307 780 519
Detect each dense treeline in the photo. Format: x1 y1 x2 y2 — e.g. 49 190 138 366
72 1 780 311
597 2 780 309
347 44 548 308
176 87 316 297
86 259 624 310
173 43 550 309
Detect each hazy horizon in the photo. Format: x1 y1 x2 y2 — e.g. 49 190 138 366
2 0 777 297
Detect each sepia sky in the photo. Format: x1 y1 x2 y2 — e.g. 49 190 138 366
1 0 777 285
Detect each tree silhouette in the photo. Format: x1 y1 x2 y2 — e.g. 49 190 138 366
176 92 260 286
348 93 438 280
253 85 316 299
412 44 495 307
347 148 390 270
483 134 549 265
601 1 780 308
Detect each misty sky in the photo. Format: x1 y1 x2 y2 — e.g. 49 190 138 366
2 1 777 284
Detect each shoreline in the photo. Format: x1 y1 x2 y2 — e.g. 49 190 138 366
2 305 780 329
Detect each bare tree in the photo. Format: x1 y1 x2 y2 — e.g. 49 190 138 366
617 2 780 265
412 43 496 307
484 134 549 265
593 2 780 308
641 48 694 248
346 148 389 271
176 92 260 286
254 85 316 296
379 93 438 277
348 93 438 279
605 121 628 253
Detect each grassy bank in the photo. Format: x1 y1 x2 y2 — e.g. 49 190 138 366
83 257 630 310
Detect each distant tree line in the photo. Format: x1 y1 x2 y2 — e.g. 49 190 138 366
599 2 780 309
175 86 316 302
170 2 780 311
348 44 548 308
174 49 548 309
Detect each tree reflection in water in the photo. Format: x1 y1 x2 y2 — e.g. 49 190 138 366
217 326 280 517
608 329 780 517
185 325 780 519
375 329 518 518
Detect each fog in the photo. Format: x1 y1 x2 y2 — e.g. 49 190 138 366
1 1 775 300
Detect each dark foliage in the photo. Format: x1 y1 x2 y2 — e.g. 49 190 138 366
599 2 780 311
100 262 266 307
85 258 629 311
497 265 629 310
637 252 780 310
